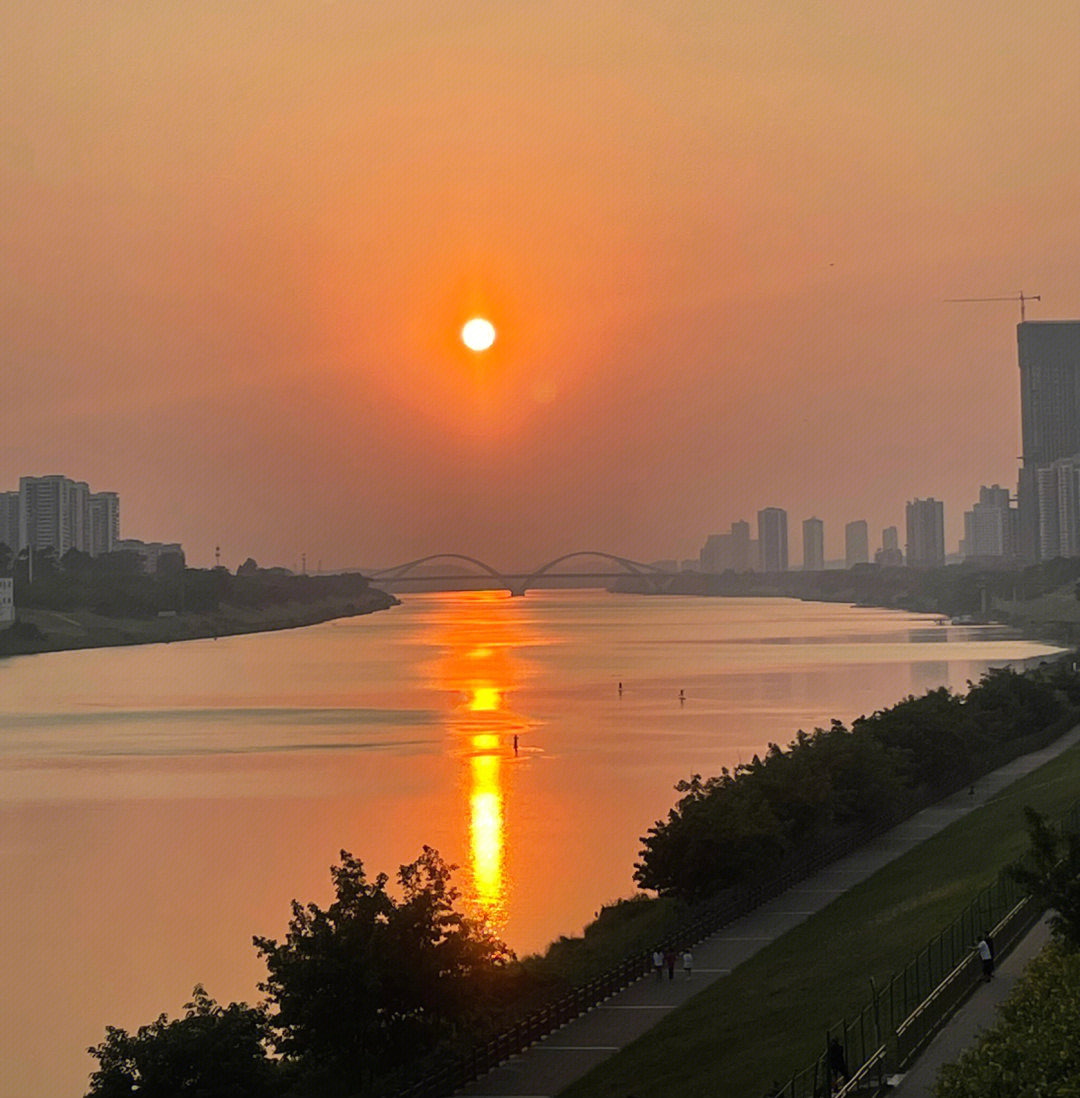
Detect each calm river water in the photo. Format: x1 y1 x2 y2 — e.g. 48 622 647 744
0 590 1063 1095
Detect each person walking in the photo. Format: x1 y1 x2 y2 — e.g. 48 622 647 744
682 949 693 978
976 932 995 981
828 1036 848 1086
664 949 676 979
652 950 664 981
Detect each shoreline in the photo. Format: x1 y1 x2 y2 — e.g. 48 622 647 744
0 588 399 658
4 580 1068 664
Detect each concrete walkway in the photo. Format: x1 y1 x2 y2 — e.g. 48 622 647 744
887 913 1053 1096
455 726 1080 1098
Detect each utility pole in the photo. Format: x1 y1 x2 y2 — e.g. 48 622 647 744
945 292 1042 322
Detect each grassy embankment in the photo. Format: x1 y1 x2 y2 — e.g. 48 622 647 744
559 734 1080 1098
2 590 397 656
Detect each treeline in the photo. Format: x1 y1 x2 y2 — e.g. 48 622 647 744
615 556 1080 619
635 664 1080 900
0 543 382 619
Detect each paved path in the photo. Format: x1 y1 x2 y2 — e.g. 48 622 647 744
455 726 1080 1098
887 913 1053 1096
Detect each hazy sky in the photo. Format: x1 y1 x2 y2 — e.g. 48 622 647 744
4 2 1079 570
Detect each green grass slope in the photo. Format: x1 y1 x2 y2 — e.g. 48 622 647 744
560 739 1080 1098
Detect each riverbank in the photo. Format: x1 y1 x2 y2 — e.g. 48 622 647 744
613 557 1080 645
555 723 1080 1098
2 590 1062 1097
0 588 398 657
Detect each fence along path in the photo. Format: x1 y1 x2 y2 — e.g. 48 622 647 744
426 725 1080 1098
802 800 1078 1098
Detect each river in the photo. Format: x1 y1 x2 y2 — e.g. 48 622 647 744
0 590 1063 1095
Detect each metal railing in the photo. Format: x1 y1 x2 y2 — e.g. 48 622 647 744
777 801 1079 1098
394 822 897 1098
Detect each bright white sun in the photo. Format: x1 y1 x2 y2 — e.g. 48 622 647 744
461 317 496 352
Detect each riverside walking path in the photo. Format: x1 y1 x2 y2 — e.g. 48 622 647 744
456 726 1080 1098
887 912 1054 1096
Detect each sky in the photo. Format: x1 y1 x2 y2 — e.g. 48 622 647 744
3 1 1080 571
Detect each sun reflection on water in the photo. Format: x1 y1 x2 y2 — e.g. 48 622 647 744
432 591 535 935
469 749 504 912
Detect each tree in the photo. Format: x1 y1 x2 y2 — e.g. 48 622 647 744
1007 807 1080 949
86 985 280 1097
254 846 511 1093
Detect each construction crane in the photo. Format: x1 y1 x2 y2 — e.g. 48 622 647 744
945 292 1041 321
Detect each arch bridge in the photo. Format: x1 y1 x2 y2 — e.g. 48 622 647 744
369 551 672 597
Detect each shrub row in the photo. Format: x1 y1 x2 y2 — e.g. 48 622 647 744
635 663 1080 900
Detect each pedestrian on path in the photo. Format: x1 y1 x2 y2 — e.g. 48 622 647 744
682 949 693 978
652 950 663 981
829 1037 848 1086
976 932 995 981
664 949 676 979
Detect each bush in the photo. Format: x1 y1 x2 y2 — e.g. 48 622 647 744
635 667 1078 902
935 941 1080 1097
86 986 280 1097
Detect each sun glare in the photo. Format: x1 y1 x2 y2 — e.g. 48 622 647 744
461 317 496 352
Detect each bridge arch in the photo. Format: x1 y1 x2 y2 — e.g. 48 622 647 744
522 551 664 584
370 553 511 587
370 552 669 596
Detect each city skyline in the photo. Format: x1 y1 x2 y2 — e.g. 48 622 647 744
4 3 1080 571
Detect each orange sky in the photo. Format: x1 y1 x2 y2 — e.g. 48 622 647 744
3 2 1079 569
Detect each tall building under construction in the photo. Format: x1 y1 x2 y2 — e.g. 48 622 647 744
1017 321 1080 561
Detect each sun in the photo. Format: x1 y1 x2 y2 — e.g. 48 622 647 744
461 317 496 352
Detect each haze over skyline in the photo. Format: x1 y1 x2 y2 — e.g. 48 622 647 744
4 3 1079 570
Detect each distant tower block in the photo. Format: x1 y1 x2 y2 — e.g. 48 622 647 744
757 508 788 573
906 498 945 568
802 517 824 571
844 520 869 568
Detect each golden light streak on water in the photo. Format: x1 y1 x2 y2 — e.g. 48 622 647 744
430 590 537 933
469 747 504 916
469 685 502 712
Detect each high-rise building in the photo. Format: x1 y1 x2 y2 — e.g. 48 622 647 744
961 485 1016 561
1017 321 1080 561
1032 456 1080 561
17 476 119 557
19 476 77 555
698 520 753 572
905 498 945 568
802 517 824 571
88 492 120 556
875 525 904 566
844 520 869 568
699 534 723 573
1036 464 1061 559
0 577 13 626
729 520 751 571
757 507 788 572
0 492 18 552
